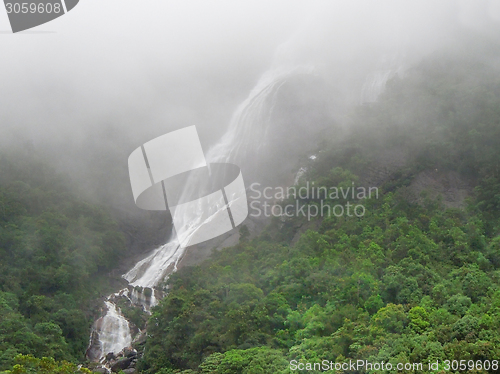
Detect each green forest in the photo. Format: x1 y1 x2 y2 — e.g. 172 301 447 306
2 53 500 374
0 152 126 372
138 56 500 373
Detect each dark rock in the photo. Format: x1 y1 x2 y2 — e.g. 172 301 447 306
123 369 136 374
124 347 137 358
105 352 116 362
86 331 103 362
132 330 147 346
92 368 109 374
111 358 132 373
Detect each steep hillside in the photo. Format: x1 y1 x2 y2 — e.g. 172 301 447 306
137 55 500 374
0 151 127 370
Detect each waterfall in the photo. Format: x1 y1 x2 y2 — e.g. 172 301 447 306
97 301 132 357
128 287 157 312
206 65 314 164
360 69 394 103
88 8 408 361
86 6 325 360
87 301 132 361
121 64 313 288
86 64 311 362
360 53 405 104
88 56 404 365
123 239 183 289
88 57 405 362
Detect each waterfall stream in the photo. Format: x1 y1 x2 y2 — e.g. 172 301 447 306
86 63 309 363
87 64 403 363
87 18 406 363
96 301 132 357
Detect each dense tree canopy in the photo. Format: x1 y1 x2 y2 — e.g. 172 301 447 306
3 49 500 374
0 152 126 371
138 55 500 373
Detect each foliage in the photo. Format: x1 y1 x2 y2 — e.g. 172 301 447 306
138 54 500 373
0 152 126 370
0 354 91 374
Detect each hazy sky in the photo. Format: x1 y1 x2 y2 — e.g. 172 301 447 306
0 0 314 150
1 0 500 151
1 0 500 208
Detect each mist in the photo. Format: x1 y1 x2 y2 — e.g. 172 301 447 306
1 0 500 212
3 1 500 369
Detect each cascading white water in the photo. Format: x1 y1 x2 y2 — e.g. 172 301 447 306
84 0 492 363
360 53 405 104
88 66 308 361
206 65 314 164
89 5 409 361
360 69 393 103
90 59 404 362
128 287 157 312
124 239 183 289
92 301 132 359
91 60 405 362
122 65 313 290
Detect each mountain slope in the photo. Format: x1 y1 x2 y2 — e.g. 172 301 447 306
138 54 500 374
0 151 126 370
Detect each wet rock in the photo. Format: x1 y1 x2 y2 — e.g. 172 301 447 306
124 347 137 358
123 369 136 374
92 368 109 374
111 357 132 373
86 331 103 362
132 330 147 346
105 352 116 362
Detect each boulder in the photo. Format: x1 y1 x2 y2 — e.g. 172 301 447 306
85 331 103 362
124 347 137 358
92 368 109 374
111 358 132 373
122 369 136 374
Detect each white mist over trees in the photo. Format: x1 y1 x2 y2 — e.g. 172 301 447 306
0 1 498 212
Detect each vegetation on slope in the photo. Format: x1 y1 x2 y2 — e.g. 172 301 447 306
2 52 500 374
0 151 126 371
138 55 500 373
